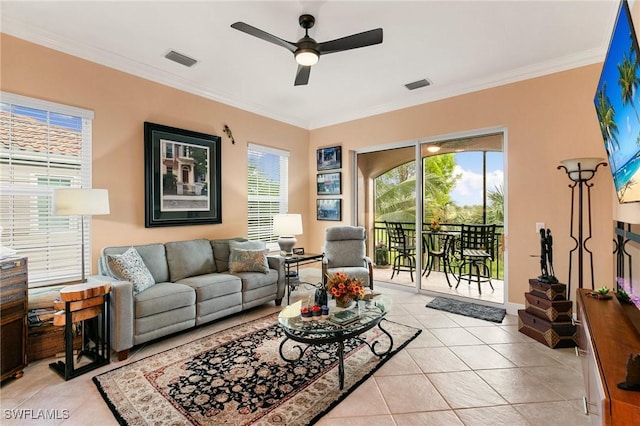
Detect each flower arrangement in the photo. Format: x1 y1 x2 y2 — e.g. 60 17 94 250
429 219 441 231
325 272 365 307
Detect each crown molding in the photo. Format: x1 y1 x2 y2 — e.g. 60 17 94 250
3 16 605 131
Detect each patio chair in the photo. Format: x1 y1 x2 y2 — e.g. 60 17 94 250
455 224 496 293
422 231 454 287
322 226 374 290
385 221 416 282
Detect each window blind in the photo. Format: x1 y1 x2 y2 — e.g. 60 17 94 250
247 143 289 247
0 92 94 287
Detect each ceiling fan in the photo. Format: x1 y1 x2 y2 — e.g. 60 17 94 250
231 14 383 86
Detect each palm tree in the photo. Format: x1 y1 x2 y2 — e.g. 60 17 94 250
618 53 640 123
595 84 620 153
486 185 504 224
375 162 416 222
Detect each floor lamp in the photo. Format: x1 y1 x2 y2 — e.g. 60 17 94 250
557 158 607 297
54 188 110 283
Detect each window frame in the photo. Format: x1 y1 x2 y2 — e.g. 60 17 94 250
247 143 290 250
1 92 94 287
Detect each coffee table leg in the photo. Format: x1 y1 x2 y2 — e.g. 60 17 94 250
338 340 345 390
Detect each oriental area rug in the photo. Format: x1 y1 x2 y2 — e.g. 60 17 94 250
93 312 420 426
426 297 507 323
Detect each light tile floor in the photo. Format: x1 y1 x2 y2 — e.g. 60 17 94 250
0 282 590 425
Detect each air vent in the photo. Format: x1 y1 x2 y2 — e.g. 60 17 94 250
405 79 431 91
165 50 198 67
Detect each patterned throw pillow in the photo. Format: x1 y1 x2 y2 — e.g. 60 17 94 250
228 248 269 274
107 247 156 295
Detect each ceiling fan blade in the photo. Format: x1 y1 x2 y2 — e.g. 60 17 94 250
294 65 311 86
318 28 383 55
231 22 297 53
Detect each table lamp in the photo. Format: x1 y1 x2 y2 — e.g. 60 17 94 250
273 213 303 256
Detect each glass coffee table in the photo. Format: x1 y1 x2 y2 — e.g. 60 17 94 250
277 295 392 389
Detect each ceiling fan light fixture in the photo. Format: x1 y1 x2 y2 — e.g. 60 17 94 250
295 49 319 66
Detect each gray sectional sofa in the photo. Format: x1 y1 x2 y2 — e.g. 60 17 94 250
90 238 284 360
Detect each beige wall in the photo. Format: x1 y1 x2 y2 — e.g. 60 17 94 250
309 65 616 305
2 32 627 305
0 34 311 268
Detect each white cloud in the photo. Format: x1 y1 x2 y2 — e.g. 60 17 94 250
451 165 503 206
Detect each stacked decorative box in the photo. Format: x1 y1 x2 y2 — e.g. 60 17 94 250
518 278 577 348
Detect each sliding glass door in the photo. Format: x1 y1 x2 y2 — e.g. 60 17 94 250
355 130 506 305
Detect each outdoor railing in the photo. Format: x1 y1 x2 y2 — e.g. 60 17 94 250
372 221 504 280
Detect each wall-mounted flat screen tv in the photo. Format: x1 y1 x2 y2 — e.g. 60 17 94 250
594 0 640 203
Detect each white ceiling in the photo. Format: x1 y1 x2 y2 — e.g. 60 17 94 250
0 1 621 130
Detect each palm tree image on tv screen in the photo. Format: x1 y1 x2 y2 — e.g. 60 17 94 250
594 0 640 204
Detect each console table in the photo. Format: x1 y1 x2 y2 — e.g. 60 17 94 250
576 289 640 425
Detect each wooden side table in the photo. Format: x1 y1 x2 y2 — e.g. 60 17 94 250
49 282 111 380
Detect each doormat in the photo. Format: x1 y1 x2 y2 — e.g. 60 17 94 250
93 312 420 425
426 297 506 323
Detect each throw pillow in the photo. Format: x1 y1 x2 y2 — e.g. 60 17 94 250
228 248 269 274
107 247 156 295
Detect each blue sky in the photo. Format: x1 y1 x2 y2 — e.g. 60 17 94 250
450 152 503 206
2 103 83 132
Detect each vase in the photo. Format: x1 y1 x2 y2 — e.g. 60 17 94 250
335 298 353 309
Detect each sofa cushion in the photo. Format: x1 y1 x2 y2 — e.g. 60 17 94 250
178 273 242 300
229 240 266 251
236 269 279 292
211 238 244 272
107 247 156 295
166 239 216 282
134 282 195 318
229 248 270 274
101 243 169 283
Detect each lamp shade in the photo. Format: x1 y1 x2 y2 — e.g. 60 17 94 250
273 213 303 236
560 157 605 181
54 188 110 216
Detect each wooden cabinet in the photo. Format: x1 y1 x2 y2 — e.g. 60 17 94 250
576 299 606 424
1 257 28 381
576 289 640 425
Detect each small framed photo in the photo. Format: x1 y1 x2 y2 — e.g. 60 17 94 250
317 172 342 195
317 199 342 221
317 146 342 171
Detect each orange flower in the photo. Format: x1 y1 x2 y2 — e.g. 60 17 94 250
325 272 365 305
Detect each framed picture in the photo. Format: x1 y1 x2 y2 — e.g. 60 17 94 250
317 172 342 195
317 146 342 171
317 199 342 221
144 122 222 227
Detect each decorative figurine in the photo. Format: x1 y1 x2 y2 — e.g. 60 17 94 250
618 353 640 391
538 228 559 283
